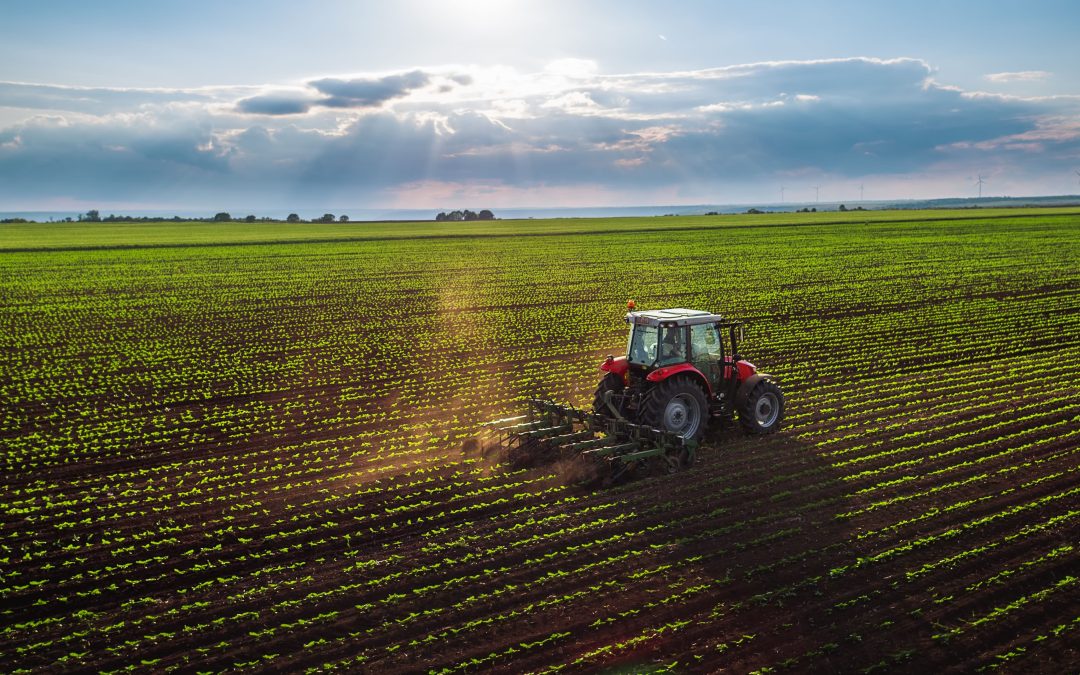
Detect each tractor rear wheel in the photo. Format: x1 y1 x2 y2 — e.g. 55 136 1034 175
592 373 625 416
738 379 785 434
641 376 708 440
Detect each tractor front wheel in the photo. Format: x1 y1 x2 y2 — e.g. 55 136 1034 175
641 376 708 440
738 379 785 434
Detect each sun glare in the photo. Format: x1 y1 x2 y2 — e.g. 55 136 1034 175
428 0 531 32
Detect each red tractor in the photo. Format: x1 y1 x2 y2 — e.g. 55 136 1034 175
593 303 784 440
487 303 784 479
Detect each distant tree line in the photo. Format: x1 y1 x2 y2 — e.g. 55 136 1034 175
742 204 874 215
28 210 358 224
435 209 495 222
20 209 527 224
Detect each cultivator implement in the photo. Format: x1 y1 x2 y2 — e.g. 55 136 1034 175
484 398 697 483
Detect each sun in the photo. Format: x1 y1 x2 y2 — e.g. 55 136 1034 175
428 0 531 31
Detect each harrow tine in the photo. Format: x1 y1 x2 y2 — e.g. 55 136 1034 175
581 442 640 458
482 414 529 427
515 424 574 440
545 429 597 447
564 437 617 453
496 420 547 433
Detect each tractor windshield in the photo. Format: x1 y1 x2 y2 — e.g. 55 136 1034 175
627 324 685 367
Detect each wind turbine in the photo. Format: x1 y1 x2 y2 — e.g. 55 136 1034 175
859 183 865 202
976 174 986 199
780 186 786 203
1075 169 1080 191
814 186 820 203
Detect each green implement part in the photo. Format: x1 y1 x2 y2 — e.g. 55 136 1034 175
484 398 697 483
517 424 574 439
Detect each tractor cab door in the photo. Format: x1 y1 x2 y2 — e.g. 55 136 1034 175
690 323 725 392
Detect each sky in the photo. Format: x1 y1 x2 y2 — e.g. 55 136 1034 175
1 0 1079 212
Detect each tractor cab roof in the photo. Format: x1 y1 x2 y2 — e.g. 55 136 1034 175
626 308 727 327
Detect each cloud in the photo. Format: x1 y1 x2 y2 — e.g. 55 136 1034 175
235 93 314 115
310 70 431 108
0 113 229 208
544 58 600 79
937 116 1080 152
2 57 1079 208
541 91 605 115
231 69 460 116
985 70 1052 83
0 81 226 115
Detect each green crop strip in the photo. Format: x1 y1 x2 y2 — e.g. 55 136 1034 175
1 210 1077 673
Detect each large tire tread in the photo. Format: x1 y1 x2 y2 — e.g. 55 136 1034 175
640 376 709 440
738 379 785 434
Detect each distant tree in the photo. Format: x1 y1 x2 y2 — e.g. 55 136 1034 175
746 208 763 215
286 213 301 223
478 209 494 220
839 204 847 212
447 210 464 221
83 209 101 222
463 209 478 221
213 212 232 222
811 207 817 212
435 212 447 222
313 213 335 223
244 214 257 222
338 214 349 223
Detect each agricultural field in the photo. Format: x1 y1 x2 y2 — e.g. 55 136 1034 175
2 208 1079 673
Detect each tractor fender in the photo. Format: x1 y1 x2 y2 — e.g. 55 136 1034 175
646 363 712 397
735 373 773 407
723 358 758 381
736 359 758 381
600 355 629 377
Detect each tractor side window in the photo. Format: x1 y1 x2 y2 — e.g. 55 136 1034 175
690 324 723 359
657 326 686 366
628 325 659 365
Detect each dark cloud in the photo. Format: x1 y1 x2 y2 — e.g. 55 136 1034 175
232 125 274 152
310 70 430 108
231 70 445 116
235 94 312 116
0 116 230 206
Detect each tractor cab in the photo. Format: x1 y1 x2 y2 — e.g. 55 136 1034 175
622 308 746 395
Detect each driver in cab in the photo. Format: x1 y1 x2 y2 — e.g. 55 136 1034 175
661 329 683 361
